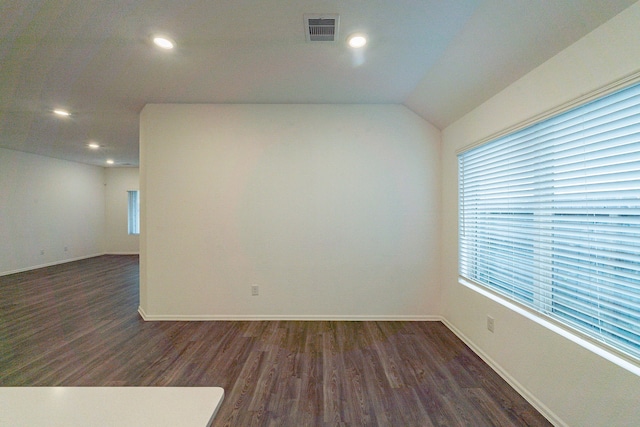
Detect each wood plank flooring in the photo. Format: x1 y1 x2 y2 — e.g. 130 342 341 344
0 255 552 426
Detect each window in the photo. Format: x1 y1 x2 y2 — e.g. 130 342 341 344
458 82 640 361
128 190 140 235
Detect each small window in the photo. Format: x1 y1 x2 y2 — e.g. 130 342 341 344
128 190 140 235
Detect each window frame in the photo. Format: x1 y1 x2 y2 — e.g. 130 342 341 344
457 77 640 370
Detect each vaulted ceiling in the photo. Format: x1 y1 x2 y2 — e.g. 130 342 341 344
1 0 637 166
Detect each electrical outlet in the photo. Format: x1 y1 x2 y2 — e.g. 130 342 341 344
487 316 495 333
251 285 259 296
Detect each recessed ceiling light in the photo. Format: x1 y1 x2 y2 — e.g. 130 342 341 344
347 34 367 48
106 159 114 165
153 36 175 50
88 142 100 149
53 109 71 117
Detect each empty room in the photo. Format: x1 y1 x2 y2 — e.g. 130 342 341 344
1 1 639 426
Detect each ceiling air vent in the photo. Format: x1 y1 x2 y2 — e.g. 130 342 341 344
304 14 339 42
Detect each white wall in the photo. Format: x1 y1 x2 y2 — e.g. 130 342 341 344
104 167 140 254
140 104 441 319
0 148 105 275
441 3 640 427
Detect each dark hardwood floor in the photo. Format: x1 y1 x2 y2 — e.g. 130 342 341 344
0 255 552 426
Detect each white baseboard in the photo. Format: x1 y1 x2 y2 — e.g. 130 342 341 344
105 252 140 255
136 309 440 322
1 253 105 276
440 317 565 427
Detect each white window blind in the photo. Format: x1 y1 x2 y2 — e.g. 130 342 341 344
127 190 140 235
458 82 640 361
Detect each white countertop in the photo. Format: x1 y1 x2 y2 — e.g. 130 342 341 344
0 386 224 427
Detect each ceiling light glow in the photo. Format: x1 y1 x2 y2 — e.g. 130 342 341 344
53 109 71 117
88 142 100 149
106 159 115 165
347 34 367 48
153 36 175 50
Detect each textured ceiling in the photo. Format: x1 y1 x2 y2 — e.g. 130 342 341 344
0 0 637 166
